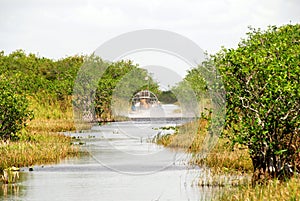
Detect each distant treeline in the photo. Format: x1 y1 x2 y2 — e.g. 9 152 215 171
0 50 83 100
0 51 163 136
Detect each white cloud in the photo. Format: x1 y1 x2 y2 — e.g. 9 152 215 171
0 0 299 58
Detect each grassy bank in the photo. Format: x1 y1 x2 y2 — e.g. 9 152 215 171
155 118 253 174
155 118 300 200
217 176 300 201
0 51 106 174
0 96 80 172
0 131 79 171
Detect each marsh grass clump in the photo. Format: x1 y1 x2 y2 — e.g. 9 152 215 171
28 119 76 133
193 139 253 174
0 131 79 172
155 118 253 174
0 84 85 174
216 176 300 201
0 99 82 175
198 168 251 187
155 118 208 152
0 167 20 184
27 96 76 132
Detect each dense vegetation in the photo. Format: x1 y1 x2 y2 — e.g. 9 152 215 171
217 24 300 183
0 75 33 140
0 50 161 138
0 50 83 171
0 50 83 99
157 90 177 104
95 61 159 121
0 50 83 140
72 56 160 124
0 50 162 173
166 24 299 185
1 24 299 200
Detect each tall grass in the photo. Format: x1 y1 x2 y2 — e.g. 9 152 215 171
0 95 81 172
0 131 79 171
155 118 253 174
154 117 300 200
27 95 75 131
154 118 207 152
193 139 253 174
216 176 300 201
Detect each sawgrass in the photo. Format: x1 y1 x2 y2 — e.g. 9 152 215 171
216 176 300 201
0 96 82 172
155 118 253 174
0 131 79 171
155 118 299 200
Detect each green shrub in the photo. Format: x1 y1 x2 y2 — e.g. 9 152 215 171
217 24 300 183
0 75 33 140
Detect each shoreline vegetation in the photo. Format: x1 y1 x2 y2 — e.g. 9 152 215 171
0 98 80 172
154 118 253 178
154 118 299 200
0 52 83 173
154 24 300 201
1 23 299 201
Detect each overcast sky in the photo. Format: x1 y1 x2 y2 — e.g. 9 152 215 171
0 0 299 59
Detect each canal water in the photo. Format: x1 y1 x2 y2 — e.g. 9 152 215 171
1 105 221 201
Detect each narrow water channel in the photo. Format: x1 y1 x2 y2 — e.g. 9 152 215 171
1 105 221 201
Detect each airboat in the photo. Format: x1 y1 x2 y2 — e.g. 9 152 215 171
131 90 161 111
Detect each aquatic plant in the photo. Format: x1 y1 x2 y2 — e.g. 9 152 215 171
0 167 20 184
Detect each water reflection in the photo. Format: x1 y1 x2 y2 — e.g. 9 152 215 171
1 184 19 198
0 172 27 200
0 107 227 200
